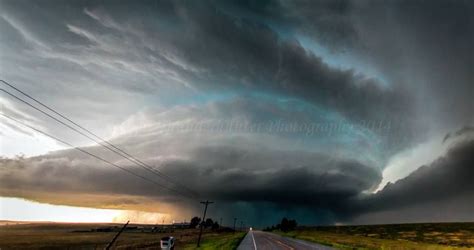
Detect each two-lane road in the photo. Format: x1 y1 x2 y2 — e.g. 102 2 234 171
237 230 333 250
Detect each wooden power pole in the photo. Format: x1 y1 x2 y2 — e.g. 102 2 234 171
197 200 214 247
106 220 129 250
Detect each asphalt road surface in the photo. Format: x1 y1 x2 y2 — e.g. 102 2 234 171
237 230 333 250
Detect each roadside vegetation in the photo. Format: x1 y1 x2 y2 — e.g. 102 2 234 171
270 222 474 249
0 219 245 249
183 232 246 250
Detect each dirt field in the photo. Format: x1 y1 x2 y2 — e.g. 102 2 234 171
3 221 473 249
0 221 243 249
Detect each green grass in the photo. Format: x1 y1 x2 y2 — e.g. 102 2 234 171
183 232 246 250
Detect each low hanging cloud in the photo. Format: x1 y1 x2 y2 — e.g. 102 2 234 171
0 118 382 214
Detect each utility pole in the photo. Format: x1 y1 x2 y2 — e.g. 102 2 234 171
197 200 214 247
233 218 237 233
220 217 223 227
106 220 129 250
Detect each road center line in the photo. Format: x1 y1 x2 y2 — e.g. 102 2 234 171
251 231 257 250
275 239 295 250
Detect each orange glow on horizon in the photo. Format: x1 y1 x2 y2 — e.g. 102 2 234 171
0 197 170 224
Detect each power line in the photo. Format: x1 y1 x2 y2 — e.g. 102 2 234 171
1 79 196 197
2 87 189 194
1 80 198 198
1 113 197 200
1 80 197 197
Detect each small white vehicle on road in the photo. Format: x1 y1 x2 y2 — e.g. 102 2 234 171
160 236 175 250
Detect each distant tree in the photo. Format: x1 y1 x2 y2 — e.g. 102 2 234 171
279 217 297 232
212 221 220 230
190 217 201 228
205 218 214 228
263 225 276 232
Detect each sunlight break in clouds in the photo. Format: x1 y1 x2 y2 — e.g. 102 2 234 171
0 197 167 224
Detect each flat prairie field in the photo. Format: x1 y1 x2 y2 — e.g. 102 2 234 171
0 221 242 249
276 222 474 249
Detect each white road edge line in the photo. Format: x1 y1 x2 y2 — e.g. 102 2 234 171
251 231 258 250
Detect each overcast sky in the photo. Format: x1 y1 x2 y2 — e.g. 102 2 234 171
1 0 473 226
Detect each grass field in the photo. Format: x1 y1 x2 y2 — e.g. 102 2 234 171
3 221 474 249
0 221 244 249
183 232 246 250
275 222 474 249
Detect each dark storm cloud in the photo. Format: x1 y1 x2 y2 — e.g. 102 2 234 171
0 140 381 225
366 138 474 211
163 147 381 204
1 0 417 142
167 1 416 130
349 135 474 223
0 140 381 201
222 0 474 135
222 0 358 46
277 0 474 129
